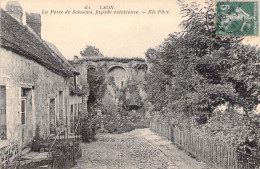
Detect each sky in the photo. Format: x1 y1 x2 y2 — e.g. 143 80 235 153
1 0 260 60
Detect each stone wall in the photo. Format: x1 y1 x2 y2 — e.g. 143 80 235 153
75 59 147 90
0 48 81 165
73 59 147 109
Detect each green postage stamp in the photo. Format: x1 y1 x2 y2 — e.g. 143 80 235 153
216 1 258 36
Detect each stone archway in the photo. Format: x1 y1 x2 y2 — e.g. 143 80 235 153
87 65 96 71
107 66 128 89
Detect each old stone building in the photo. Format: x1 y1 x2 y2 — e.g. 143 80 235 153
0 2 86 165
45 42 85 134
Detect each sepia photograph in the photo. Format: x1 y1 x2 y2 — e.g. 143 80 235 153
0 0 260 168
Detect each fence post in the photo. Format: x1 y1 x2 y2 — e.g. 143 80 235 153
175 128 177 145
163 123 167 138
171 126 174 143
166 125 169 140
162 123 165 137
168 125 171 140
156 122 158 133
158 122 160 136
212 140 215 168
234 148 238 169
168 125 170 140
177 127 179 145
163 123 165 138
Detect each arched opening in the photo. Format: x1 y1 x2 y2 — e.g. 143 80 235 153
87 65 96 72
107 66 128 89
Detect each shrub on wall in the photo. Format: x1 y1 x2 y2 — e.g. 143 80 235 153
100 79 148 133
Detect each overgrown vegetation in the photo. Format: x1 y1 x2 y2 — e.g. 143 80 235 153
144 0 260 154
75 56 145 64
82 66 106 142
102 78 147 133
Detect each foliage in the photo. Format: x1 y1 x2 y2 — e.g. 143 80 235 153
87 67 106 103
191 109 260 155
81 66 106 141
134 64 148 71
35 124 40 141
102 109 148 134
144 0 260 149
80 45 104 57
82 114 97 142
123 80 143 110
145 0 259 116
84 65 147 134
31 124 44 152
75 56 145 64
101 78 147 133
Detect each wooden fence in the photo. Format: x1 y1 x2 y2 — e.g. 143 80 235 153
150 121 260 169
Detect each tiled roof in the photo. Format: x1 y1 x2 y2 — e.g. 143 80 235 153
45 41 80 75
0 9 74 77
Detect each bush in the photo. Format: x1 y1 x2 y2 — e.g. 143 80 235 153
31 125 46 152
101 110 148 134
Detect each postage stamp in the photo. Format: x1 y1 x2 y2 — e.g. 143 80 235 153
216 1 258 36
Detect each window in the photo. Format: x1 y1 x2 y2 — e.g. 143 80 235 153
0 86 6 140
21 87 29 125
74 104 77 130
21 88 27 97
59 91 63 120
49 98 56 134
21 87 32 125
71 105 73 112
75 104 77 117
20 87 32 142
70 104 74 132
21 99 26 124
70 104 73 121
78 103 82 117
65 98 68 125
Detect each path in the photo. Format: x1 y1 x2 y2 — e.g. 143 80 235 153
72 128 211 169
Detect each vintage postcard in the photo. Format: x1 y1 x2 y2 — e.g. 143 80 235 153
0 0 260 168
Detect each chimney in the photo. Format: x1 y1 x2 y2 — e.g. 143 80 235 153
5 1 23 24
74 56 79 63
26 13 41 38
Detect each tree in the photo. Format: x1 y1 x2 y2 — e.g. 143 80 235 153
144 0 260 128
82 66 106 142
80 45 104 57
